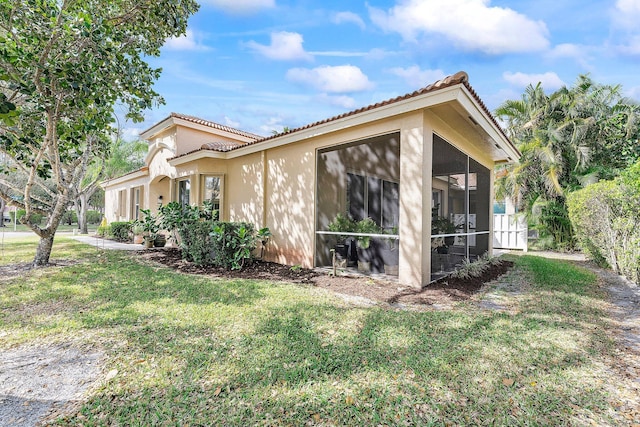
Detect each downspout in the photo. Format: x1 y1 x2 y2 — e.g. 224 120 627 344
261 150 267 229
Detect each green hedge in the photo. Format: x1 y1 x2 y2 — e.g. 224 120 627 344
87 210 102 224
178 220 261 269
568 162 640 283
10 209 43 225
178 221 214 266
110 221 133 242
61 210 78 225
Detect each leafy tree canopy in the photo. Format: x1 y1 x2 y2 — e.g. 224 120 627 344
0 0 199 265
495 75 640 248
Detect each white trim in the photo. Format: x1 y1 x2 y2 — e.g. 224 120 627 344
101 169 148 188
164 84 517 167
140 116 259 143
168 149 226 166
144 141 175 165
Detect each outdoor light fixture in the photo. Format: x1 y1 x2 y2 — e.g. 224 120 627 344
157 195 163 207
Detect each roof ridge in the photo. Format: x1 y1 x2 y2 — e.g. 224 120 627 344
168 71 517 161
170 112 263 140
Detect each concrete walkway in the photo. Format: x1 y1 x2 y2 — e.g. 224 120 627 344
68 235 143 251
0 230 144 251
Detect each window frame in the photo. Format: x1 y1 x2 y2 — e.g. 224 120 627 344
201 174 224 217
346 171 399 230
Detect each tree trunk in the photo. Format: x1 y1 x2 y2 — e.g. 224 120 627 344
75 194 89 234
33 234 55 267
76 188 96 235
0 197 5 227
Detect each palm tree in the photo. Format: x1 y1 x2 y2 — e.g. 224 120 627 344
495 75 640 248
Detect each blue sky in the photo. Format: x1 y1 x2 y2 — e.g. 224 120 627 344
122 0 640 139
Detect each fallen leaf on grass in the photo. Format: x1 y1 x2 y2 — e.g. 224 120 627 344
105 369 118 381
502 378 515 387
345 395 355 405
213 386 222 396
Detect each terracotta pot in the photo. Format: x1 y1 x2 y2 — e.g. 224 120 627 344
143 237 154 248
154 234 166 247
133 235 144 245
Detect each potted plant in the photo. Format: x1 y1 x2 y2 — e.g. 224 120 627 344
431 205 461 254
132 221 145 245
355 218 383 272
380 226 399 275
328 213 356 266
140 209 160 248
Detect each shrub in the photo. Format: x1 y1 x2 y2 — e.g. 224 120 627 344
210 222 257 270
173 202 269 269
86 210 102 224
110 221 133 242
97 224 111 237
178 221 214 266
61 210 78 225
568 161 640 283
10 209 43 225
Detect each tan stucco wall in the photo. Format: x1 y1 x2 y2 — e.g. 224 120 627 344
103 98 503 288
103 174 148 223
226 152 264 226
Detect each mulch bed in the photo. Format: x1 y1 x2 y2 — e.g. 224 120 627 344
140 248 514 307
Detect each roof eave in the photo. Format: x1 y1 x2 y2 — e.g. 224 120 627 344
168 149 228 166
226 85 465 159
101 168 149 188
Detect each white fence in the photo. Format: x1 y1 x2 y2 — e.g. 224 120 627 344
493 214 527 251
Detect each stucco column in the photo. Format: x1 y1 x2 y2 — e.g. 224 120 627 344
169 178 175 203
398 115 433 288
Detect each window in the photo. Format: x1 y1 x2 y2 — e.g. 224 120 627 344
131 187 141 220
203 176 221 211
118 190 127 217
178 179 190 206
347 172 399 230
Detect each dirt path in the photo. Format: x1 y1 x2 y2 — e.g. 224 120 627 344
489 251 640 423
0 342 104 427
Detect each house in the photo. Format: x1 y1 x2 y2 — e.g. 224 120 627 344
102 71 520 288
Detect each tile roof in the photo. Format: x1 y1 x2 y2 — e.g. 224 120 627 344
140 112 263 141
200 141 243 152
169 71 517 159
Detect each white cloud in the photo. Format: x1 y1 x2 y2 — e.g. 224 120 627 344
164 30 209 51
627 85 640 101
224 116 240 129
369 0 549 54
202 0 275 14
286 65 373 93
388 66 446 88
616 35 640 55
612 0 640 29
503 71 565 90
547 43 593 69
610 1 640 55
332 11 366 29
246 31 313 61
259 116 286 135
121 126 143 141
318 94 357 109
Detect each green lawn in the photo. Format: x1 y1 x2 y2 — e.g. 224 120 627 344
0 237 622 425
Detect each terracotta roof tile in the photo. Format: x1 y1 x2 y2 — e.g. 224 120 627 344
170 112 263 140
200 141 242 152
169 71 518 161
